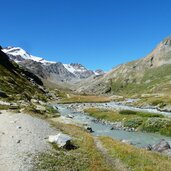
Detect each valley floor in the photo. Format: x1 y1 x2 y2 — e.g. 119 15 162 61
1 100 171 171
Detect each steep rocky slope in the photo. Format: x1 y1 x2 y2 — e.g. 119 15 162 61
0 48 47 101
77 36 171 96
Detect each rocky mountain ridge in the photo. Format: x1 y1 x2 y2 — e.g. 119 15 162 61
2 47 104 86
76 36 171 96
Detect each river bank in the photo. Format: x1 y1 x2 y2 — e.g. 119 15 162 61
55 103 171 150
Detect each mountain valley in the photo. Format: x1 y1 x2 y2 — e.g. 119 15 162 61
1 36 171 171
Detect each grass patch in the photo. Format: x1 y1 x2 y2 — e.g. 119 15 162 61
84 108 136 122
119 110 137 115
0 105 11 110
85 108 163 123
36 121 112 171
110 64 171 97
60 94 111 104
119 110 163 118
100 136 171 171
36 150 90 171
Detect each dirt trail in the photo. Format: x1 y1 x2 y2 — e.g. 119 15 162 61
0 110 58 171
93 137 130 171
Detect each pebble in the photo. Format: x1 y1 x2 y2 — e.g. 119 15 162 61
17 126 22 129
16 140 21 144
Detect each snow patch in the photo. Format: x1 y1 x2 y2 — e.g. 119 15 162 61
63 64 76 74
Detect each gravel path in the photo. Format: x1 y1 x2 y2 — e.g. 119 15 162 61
93 137 129 171
0 111 58 171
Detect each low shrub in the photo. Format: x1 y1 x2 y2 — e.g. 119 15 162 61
46 106 58 114
160 125 171 136
119 110 137 115
124 117 143 128
151 100 164 106
119 110 163 118
137 112 163 118
140 118 171 133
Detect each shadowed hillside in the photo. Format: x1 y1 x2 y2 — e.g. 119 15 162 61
0 49 46 101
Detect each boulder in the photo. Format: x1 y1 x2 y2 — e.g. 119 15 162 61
0 101 10 105
9 103 19 109
85 126 94 133
121 139 132 145
48 133 73 149
31 99 39 104
152 139 171 152
0 91 8 98
66 114 74 119
145 144 153 151
38 100 46 106
161 105 171 112
162 149 171 156
35 105 46 112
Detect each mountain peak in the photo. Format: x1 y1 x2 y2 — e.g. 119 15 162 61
2 46 55 64
163 35 171 45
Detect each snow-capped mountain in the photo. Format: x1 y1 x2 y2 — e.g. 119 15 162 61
2 47 55 64
2 46 104 85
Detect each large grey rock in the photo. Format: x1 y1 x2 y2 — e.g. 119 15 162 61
0 91 8 98
161 105 171 112
9 103 19 109
121 139 133 145
152 139 171 152
0 101 10 105
85 126 94 133
35 105 46 113
162 149 171 156
48 133 72 149
31 99 39 104
66 114 74 119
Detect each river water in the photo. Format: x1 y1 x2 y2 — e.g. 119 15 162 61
55 103 171 148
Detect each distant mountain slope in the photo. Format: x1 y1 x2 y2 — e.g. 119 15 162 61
77 36 171 96
2 47 104 86
0 48 46 101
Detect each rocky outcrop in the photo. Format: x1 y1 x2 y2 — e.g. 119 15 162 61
0 49 16 72
152 139 171 153
0 91 8 98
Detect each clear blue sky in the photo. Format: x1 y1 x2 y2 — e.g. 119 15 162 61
1 0 171 70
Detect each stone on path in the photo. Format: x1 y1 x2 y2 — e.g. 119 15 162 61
48 133 73 149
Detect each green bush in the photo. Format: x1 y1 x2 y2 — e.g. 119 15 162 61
137 112 163 118
119 110 137 115
151 100 166 108
140 118 171 133
151 100 164 106
160 126 171 136
46 106 58 114
124 117 143 128
119 110 163 118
